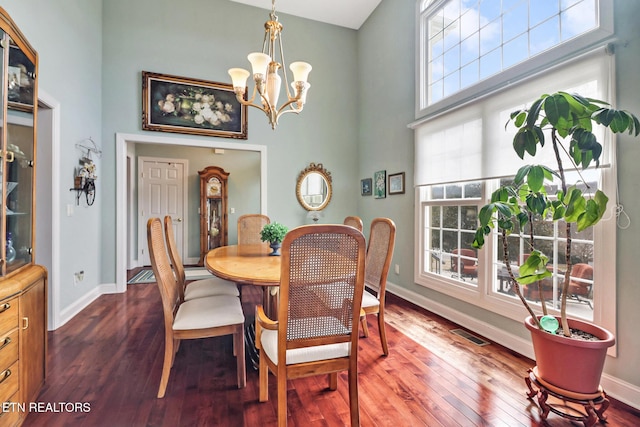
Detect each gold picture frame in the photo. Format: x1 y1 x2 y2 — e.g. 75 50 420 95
142 71 248 139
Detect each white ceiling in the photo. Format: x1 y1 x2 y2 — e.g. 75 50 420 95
229 0 382 30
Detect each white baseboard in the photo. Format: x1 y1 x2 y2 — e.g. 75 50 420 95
386 281 640 410
55 282 121 330
185 256 200 266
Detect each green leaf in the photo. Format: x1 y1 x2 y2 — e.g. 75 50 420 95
576 190 609 231
472 228 485 248
490 187 509 203
517 251 552 284
632 114 640 136
514 111 526 128
610 110 631 133
526 165 545 192
526 98 544 129
495 202 513 219
513 130 526 159
478 204 494 227
564 188 586 223
517 211 529 229
543 93 570 127
514 165 530 185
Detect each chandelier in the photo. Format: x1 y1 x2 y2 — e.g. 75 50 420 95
228 0 312 130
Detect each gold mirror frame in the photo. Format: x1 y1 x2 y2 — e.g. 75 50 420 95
296 163 332 211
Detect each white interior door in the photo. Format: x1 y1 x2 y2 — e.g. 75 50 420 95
138 157 187 266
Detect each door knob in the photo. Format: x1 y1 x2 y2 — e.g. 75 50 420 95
175 217 182 222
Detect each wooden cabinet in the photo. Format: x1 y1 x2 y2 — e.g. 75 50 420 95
198 166 230 265
19 276 46 405
0 8 47 427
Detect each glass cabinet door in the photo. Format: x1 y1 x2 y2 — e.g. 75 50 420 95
2 35 36 275
0 29 5 273
6 110 35 273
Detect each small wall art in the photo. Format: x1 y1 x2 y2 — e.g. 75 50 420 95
374 170 386 199
360 178 372 196
388 172 405 195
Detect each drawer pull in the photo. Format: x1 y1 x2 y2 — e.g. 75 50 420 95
0 336 10 351
22 317 29 330
0 369 11 384
0 303 10 313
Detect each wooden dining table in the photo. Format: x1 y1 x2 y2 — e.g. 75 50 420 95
205 243 281 317
205 244 281 368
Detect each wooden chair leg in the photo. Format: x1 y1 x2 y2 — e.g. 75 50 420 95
360 315 369 338
328 372 338 390
259 347 269 402
277 367 288 427
235 329 246 388
158 335 175 398
378 312 389 356
348 361 360 426
171 338 179 367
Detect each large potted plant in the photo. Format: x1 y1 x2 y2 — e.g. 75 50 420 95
260 222 289 256
473 91 639 394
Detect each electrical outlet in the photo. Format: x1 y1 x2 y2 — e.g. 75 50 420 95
74 270 85 286
394 264 400 275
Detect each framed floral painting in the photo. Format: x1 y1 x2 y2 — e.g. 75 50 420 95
142 71 248 139
374 170 386 199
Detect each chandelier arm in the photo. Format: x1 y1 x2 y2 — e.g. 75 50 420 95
275 99 303 117
277 33 292 99
276 106 304 119
234 89 269 115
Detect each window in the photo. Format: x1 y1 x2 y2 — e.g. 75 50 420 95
412 51 616 334
419 171 600 323
418 0 613 117
422 182 483 286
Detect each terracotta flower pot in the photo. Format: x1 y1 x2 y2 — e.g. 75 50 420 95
524 316 615 394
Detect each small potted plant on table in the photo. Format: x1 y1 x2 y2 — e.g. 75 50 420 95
260 222 289 256
473 91 638 395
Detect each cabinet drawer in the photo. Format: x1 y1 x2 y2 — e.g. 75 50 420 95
0 360 19 405
0 301 18 335
0 329 18 371
0 391 22 427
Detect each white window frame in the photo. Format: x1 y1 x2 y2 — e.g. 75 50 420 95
416 0 614 119
415 171 617 344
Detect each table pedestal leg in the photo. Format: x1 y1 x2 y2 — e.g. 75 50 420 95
245 286 279 370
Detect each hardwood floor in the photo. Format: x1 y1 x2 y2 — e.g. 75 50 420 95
22 278 640 426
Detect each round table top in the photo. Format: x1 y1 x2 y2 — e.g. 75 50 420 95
205 244 281 286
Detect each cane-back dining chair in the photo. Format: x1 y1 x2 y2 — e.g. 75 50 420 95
148 218 246 398
343 216 363 232
238 214 270 246
164 216 239 301
255 224 366 427
360 217 396 356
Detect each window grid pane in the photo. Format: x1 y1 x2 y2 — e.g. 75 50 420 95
421 0 598 106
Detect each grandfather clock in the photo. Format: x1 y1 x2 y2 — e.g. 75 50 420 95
198 166 229 265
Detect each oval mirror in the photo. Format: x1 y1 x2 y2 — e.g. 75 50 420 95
296 163 332 211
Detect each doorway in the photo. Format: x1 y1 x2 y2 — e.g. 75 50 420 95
115 133 267 293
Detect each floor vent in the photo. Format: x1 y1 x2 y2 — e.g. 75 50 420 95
450 328 491 346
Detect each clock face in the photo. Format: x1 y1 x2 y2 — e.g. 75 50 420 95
207 177 221 197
